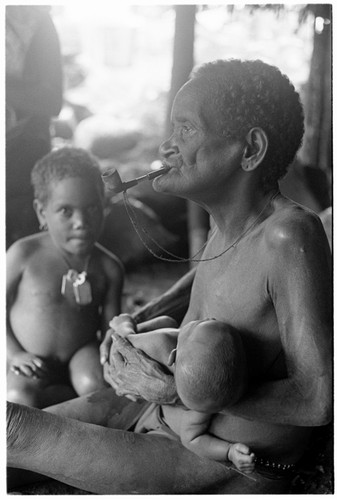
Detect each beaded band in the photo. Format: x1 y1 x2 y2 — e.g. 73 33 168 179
254 456 296 473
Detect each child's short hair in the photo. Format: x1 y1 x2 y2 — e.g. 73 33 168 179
31 147 104 204
175 321 247 412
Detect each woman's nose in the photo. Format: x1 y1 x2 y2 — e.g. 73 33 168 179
159 136 179 161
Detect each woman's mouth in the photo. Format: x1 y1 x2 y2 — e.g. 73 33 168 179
162 157 183 169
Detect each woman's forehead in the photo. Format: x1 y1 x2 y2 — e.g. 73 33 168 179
172 80 205 118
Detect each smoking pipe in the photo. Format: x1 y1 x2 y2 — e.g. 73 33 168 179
102 165 170 194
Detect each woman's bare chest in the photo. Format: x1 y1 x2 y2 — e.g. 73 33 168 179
192 245 271 325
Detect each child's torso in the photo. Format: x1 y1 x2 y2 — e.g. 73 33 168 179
10 249 107 362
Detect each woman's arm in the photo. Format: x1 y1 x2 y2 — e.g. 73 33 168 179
224 213 332 426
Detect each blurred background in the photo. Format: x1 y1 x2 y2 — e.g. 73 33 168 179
6 3 332 283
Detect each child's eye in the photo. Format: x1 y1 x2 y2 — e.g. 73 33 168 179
60 207 72 217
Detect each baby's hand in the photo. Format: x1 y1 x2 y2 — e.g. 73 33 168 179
228 443 255 474
10 352 49 379
109 314 137 338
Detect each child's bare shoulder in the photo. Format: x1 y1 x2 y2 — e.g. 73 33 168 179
7 233 46 263
94 242 124 277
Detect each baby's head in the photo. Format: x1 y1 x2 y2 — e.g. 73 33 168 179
175 319 247 412
31 147 104 206
31 147 105 254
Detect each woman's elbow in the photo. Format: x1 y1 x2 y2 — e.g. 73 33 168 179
307 381 332 426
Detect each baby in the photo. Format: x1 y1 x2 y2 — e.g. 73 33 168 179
7 147 124 408
109 314 255 474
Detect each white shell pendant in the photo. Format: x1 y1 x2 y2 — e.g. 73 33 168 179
61 269 79 296
73 272 92 305
61 269 92 305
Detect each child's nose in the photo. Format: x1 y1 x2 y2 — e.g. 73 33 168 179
72 211 88 229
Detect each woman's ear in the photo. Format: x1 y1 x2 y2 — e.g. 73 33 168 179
33 199 47 230
240 127 268 172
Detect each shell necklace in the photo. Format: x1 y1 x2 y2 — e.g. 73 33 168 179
60 252 92 305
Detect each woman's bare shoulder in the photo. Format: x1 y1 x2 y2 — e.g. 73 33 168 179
265 196 327 251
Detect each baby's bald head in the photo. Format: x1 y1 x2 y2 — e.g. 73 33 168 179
175 319 247 412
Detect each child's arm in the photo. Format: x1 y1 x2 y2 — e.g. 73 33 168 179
7 242 25 361
7 241 48 378
98 246 125 334
180 410 255 473
97 245 124 364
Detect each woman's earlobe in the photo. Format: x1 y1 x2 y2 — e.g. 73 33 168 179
241 157 253 171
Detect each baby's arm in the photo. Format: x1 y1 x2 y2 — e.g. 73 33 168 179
180 410 255 473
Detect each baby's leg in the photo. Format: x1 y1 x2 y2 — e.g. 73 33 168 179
7 370 76 409
69 341 107 396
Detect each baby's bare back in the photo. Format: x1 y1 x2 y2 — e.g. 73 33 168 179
9 244 102 363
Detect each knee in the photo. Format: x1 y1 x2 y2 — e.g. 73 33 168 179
7 385 41 408
72 371 106 396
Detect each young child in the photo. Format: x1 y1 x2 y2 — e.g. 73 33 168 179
7 147 124 408
109 314 255 475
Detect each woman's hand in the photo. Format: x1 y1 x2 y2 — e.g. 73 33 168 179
100 314 137 365
100 328 114 365
99 315 178 365
104 334 178 405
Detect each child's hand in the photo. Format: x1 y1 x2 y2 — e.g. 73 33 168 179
10 352 49 379
228 443 255 473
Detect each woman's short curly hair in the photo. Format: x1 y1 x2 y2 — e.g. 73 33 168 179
31 147 104 205
191 59 304 189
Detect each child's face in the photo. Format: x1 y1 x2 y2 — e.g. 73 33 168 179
36 177 104 256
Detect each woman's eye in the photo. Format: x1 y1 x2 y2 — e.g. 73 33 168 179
181 125 193 135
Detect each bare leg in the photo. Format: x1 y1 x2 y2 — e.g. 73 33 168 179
7 371 76 408
7 388 136 493
45 387 142 428
7 402 290 494
69 342 107 396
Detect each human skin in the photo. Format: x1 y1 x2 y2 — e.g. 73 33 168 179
7 177 124 406
123 319 255 473
107 79 332 458
7 75 332 494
